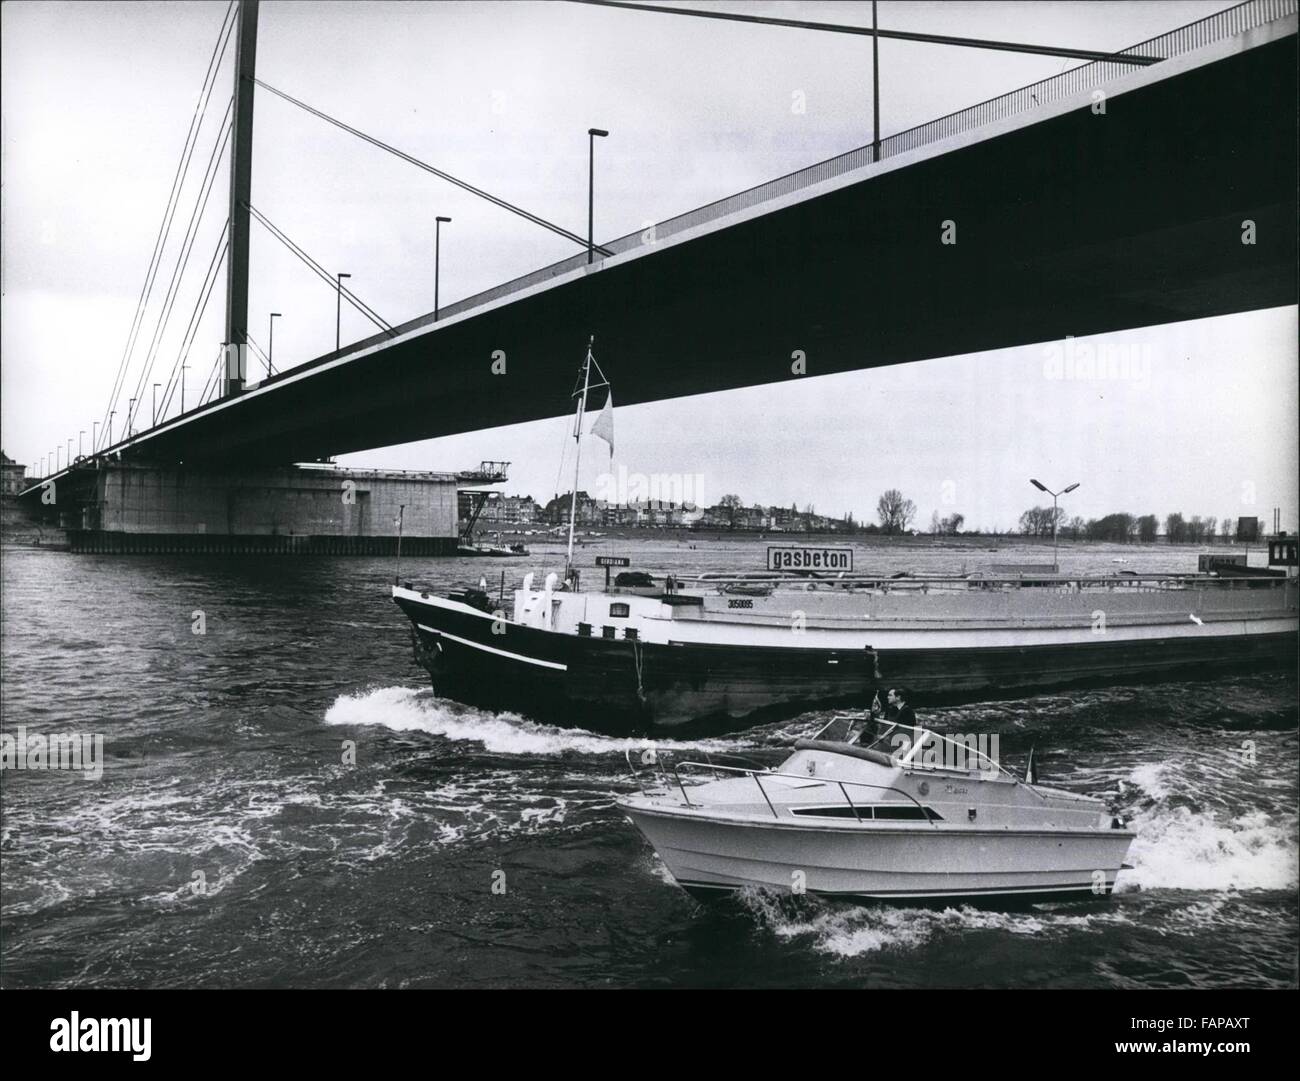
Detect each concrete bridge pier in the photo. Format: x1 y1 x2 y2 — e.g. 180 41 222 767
23 459 476 556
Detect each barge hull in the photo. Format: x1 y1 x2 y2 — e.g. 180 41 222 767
395 591 1296 732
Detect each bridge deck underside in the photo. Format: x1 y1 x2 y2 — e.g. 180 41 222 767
140 35 1296 466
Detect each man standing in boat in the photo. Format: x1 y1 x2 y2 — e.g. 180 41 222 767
885 687 917 727
856 687 917 746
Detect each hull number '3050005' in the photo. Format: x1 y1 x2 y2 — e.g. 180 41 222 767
767 546 854 572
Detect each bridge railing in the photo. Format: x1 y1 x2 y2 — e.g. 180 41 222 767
350 0 1295 354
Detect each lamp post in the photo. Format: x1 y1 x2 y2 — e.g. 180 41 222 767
1030 478 1080 572
871 0 880 159
92 421 99 453
268 313 281 375
336 273 351 352
587 127 608 264
128 397 136 437
79 430 86 458
180 364 189 413
109 410 116 446
152 383 161 426
67 438 73 466
434 217 451 320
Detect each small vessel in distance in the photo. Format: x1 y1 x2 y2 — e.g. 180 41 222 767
618 716 1136 904
456 542 528 557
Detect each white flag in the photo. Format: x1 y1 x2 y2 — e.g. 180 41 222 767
590 391 614 456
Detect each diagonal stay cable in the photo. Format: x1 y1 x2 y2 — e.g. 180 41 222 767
572 1 1161 65
199 344 225 406
127 101 234 431
246 203 395 336
100 0 236 447
159 227 229 419
252 77 615 256
245 332 272 374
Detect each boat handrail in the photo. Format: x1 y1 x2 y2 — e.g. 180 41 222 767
670 760 940 827
667 572 1279 589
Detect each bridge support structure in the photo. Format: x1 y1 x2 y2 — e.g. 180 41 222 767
223 0 258 397
21 459 470 556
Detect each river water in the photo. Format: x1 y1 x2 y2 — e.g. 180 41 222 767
1 537 1295 987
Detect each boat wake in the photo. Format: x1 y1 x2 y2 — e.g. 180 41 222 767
1120 763 1298 892
322 685 749 756
735 888 1118 959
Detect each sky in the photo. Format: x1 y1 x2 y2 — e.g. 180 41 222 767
2 0 1295 531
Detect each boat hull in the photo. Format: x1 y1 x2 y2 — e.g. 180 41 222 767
395 592 879 733
875 629 1297 701
392 585 1296 732
620 803 1133 903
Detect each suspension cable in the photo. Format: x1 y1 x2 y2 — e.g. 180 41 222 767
199 344 225 406
100 1 237 448
159 227 229 419
246 203 395 335
252 77 615 256
572 1 1160 65
126 102 234 431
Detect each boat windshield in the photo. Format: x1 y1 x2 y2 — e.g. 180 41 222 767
811 714 915 755
810 713 1013 780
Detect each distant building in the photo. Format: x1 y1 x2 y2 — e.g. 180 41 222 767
482 494 537 526
598 499 699 528
0 451 27 498
543 491 600 526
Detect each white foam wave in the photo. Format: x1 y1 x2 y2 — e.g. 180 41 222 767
323 686 746 756
1124 805 1298 892
738 890 1121 958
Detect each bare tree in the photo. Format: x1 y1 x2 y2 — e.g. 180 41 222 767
1019 506 1059 538
877 489 916 535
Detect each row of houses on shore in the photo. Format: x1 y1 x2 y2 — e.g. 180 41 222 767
475 492 855 532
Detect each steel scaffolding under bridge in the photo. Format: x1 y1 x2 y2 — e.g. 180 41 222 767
84 3 1298 470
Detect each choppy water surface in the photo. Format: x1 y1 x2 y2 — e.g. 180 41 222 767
2 538 1296 987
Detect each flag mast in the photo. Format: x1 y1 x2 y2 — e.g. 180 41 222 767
566 337 595 583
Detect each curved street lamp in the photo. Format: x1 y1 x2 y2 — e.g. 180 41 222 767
1030 478 1080 571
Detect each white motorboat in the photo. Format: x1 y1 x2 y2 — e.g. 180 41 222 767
618 717 1135 904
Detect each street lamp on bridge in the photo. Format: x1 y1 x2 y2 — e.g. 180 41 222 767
79 430 86 458
587 128 609 264
336 272 351 352
109 410 116 446
128 398 136 437
434 217 451 320
1030 478 1080 572
152 383 161 427
268 313 281 375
